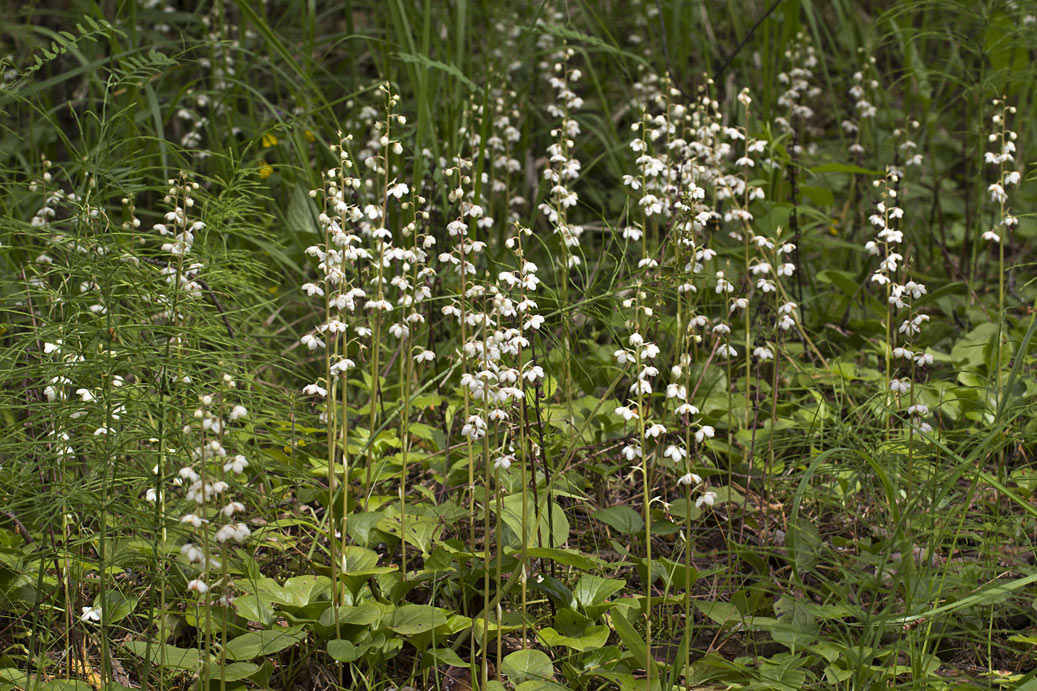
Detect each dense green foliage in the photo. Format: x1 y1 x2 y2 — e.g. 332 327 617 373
1 1 1035 689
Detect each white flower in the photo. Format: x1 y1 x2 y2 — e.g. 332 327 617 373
674 403 699 416
694 426 715 444
645 423 667 439
461 415 486 440
614 405 639 422
663 445 686 462
224 455 249 474
221 501 246 517
180 513 207 528
666 383 686 400
181 543 203 563
629 379 652 395
187 579 209 594
524 315 545 331
413 348 435 363
303 383 327 397
696 491 717 508
301 282 324 297
228 405 248 421
716 344 738 358
988 183 1007 204
494 455 514 471
753 347 774 361
523 365 544 382
677 472 701 487
81 606 102 623
621 444 642 461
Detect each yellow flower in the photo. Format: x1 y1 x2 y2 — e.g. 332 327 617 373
262 133 278 148
259 163 273 179
303 129 315 142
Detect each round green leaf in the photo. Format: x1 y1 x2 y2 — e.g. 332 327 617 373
501 649 554 684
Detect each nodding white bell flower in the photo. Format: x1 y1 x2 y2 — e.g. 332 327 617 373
675 403 700 416
666 383 687 400
677 471 702 488
81 606 102 623
461 415 486 441
694 426 715 444
301 282 324 297
494 455 514 471
645 423 667 439
228 405 248 421
641 343 660 360
524 315 545 331
181 543 203 563
716 343 738 358
664 445 687 462
753 347 774 361
413 348 435 364
629 379 652 395
221 501 245 517
988 183 1007 204
302 383 327 398
330 358 355 377
914 352 933 367
890 379 911 394
523 365 544 383
614 405 638 422
614 349 633 365
621 444 642 461
223 455 249 474
696 491 717 508
180 513 207 528
215 522 251 543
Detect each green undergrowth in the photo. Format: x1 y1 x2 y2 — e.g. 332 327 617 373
0 1 1035 690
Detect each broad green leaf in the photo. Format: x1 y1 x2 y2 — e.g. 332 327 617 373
286 183 318 235
422 647 468 668
318 601 382 628
591 506 643 535
537 625 609 652
696 600 739 626
123 641 212 671
494 495 569 548
389 604 447 635
233 593 277 626
224 625 307 661
501 649 554 684
279 575 331 607
98 590 136 624
574 575 626 608
607 606 648 667
217 662 260 682
327 639 368 662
